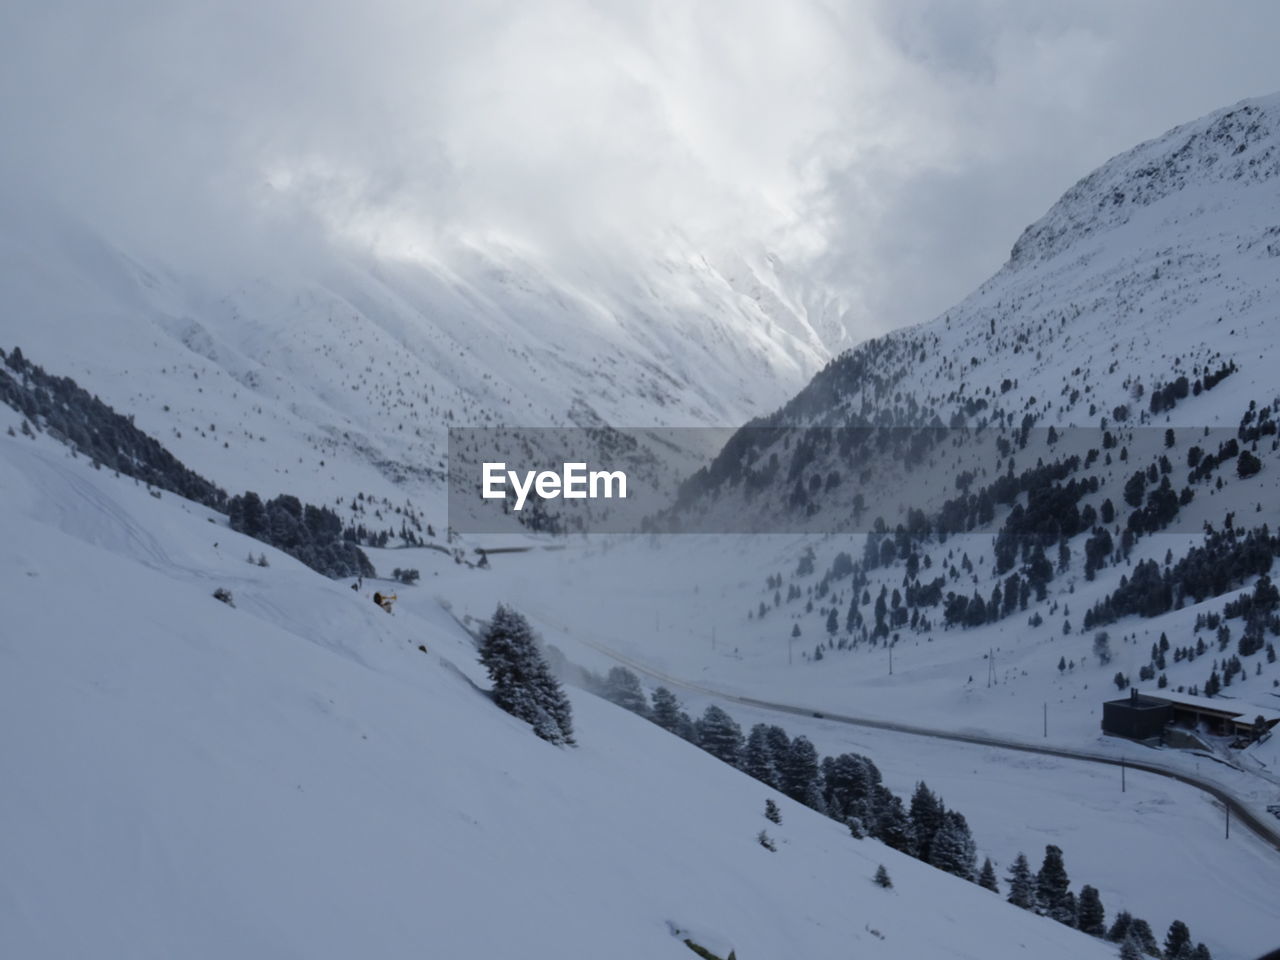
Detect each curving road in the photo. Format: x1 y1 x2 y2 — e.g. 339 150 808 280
558 620 1280 857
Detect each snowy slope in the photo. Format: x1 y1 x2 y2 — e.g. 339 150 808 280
0 409 1123 960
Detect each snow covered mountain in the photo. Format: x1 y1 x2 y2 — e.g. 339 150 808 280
0 189 849 512
6 88 1280 960
676 93 1280 518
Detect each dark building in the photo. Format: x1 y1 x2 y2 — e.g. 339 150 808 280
1102 688 1280 744
1101 689 1172 741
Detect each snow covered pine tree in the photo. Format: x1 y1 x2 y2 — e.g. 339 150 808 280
479 604 575 745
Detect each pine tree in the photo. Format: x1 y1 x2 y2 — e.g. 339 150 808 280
650 686 682 734
1057 889 1076 928
929 810 976 881
821 752 879 822
870 785 913 853
1005 853 1035 909
779 736 824 811
873 864 892 888
1076 884 1105 935
1238 449 1262 478
1190 943 1212 960
478 604 575 745
743 724 780 788
1035 845 1071 921
1119 938 1142 960
1107 911 1132 943
909 781 946 862
604 666 649 716
764 725 791 766
977 857 998 893
1127 918 1159 956
695 705 744 766
1164 920 1192 959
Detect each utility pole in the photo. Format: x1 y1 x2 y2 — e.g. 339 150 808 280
1043 702 1048 738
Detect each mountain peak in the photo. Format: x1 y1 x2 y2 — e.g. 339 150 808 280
1009 92 1280 268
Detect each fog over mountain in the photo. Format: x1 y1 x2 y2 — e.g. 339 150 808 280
4 1 1280 335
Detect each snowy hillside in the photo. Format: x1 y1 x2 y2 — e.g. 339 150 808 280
0 188 848 515
0 405 1129 960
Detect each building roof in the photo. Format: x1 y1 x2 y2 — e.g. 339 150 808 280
1136 690 1280 724
1104 694 1170 710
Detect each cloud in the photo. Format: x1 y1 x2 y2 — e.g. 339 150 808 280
1 0 1279 332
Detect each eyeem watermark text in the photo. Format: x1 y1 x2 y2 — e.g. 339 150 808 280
482 462 628 511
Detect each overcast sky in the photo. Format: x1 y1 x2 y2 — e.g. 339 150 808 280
3 1 1280 338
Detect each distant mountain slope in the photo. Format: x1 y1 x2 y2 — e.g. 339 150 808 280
629 91 1280 768
0 191 849 511
675 93 1280 525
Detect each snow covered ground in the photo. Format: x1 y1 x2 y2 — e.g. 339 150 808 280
409 526 1280 960
0 408 1128 959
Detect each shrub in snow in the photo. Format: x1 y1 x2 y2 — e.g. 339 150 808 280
764 798 781 825
212 587 234 607
756 830 776 852
873 864 892 888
